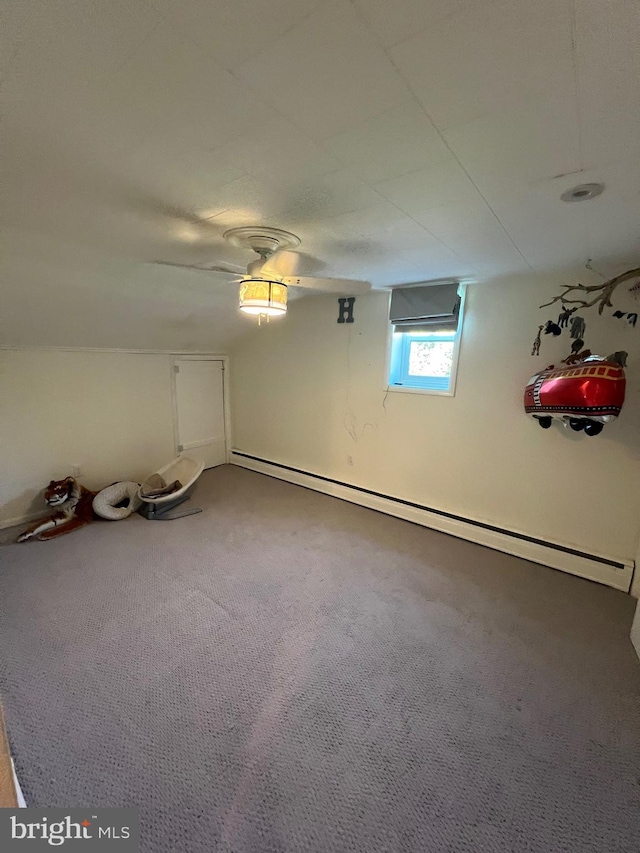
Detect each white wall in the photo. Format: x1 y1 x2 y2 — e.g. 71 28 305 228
0 349 188 527
231 274 640 568
1 232 248 353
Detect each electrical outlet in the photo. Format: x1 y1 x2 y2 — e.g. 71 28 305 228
71 465 82 478
347 455 354 466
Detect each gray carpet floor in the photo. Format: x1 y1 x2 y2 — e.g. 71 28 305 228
1 465 639 852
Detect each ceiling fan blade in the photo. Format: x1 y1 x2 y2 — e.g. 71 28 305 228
152 260 245 275
283 276 371 295
260 250 305 278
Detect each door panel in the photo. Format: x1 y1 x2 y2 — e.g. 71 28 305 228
174 359 226 469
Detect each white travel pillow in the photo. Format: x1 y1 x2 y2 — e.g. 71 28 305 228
92 481 142 520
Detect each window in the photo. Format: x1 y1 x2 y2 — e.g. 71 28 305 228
389 329 457 391
387 282 465 395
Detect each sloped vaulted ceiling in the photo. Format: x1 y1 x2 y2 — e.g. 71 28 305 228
1 0 639 349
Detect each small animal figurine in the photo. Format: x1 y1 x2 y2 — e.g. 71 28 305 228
531 325 544 356
562 348 592 365
613 311 638 327
17 477 97 542
557 307 575 328
606 351 628 368
569 315 586 339
544 320 562 336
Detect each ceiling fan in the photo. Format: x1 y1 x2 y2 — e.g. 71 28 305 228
153 226 371 320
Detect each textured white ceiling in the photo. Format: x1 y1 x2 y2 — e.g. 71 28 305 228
2 0 639 348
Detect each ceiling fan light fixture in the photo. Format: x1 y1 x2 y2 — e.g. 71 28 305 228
238 278 288 319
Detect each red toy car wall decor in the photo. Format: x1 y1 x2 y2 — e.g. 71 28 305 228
524 354 626 436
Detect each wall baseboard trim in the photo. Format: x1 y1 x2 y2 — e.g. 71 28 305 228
230 451 634 593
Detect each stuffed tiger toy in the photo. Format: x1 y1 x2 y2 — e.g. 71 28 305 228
17 477 97 542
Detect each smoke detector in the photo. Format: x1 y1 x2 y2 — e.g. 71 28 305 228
561 183 605 202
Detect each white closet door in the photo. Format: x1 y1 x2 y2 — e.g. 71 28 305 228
173 358 226 469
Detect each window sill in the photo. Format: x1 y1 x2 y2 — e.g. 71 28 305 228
385 384 455 397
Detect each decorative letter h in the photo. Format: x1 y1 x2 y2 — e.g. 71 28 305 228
337 297 355 324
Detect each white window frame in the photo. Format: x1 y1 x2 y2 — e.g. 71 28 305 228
384 284 466 397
